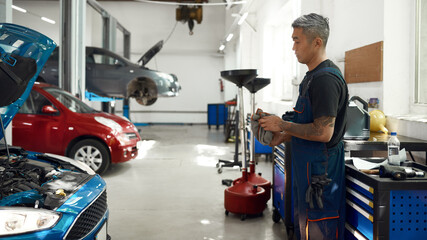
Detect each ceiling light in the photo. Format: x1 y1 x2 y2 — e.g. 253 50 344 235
41 17 56 24
226 33 234 42
12 5 27 13
238 12 248 25
136 0 247 6
219 44 225 51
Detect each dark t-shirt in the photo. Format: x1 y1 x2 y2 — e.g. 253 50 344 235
304 59 348 148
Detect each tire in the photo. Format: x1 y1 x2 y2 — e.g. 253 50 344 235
127 77 158 106
68 139 110 174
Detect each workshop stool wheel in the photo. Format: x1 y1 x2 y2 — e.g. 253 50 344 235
272 209 281 223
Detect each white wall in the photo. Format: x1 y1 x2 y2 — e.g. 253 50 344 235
97 2 226 123
383 0 414 115
224 0 427 145
12 0 226 124
328 0 385 110
225 0 387 113
12 1 60 43
10 0 427 142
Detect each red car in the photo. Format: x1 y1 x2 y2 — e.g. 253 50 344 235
12 82 142 174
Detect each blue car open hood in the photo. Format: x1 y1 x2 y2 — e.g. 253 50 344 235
0 23 56 140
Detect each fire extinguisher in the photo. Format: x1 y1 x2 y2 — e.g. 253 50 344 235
219 79 224 92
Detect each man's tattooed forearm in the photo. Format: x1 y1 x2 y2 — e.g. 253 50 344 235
318 116 335 128
281 116 335 139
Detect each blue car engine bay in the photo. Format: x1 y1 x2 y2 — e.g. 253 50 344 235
0 23 110 239
0 146 109 239
0 147 110 239
0 147 93 209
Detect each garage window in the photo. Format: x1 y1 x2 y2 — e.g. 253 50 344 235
262 1 298 102
416 0 427 104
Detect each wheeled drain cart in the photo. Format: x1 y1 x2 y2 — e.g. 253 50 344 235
272 142 294 238
233 77 272 203
345 159 427 240
222 69 269 221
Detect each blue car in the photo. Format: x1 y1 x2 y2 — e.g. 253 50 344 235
0 24 110 239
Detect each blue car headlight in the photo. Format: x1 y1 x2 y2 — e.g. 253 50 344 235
0 207 61 236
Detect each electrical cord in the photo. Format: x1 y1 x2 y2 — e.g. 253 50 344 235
164 21 178 45
152 21 178 70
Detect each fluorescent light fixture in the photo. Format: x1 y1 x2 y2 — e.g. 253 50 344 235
238 12 248 25
226 33 234 42
219 44 225 51
12 5 27 13
41 17 56 24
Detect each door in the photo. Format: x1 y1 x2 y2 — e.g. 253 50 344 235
86 50 131 97
12 89 65 155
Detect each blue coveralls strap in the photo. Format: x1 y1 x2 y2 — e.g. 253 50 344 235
291 67 346 240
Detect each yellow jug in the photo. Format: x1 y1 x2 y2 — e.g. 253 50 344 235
369 110 388 133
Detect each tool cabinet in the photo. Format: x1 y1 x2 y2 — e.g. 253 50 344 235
272 142 294 237
207 103 227 130
345 160 427 240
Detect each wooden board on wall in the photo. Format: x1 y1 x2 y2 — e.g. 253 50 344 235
345 41 383 84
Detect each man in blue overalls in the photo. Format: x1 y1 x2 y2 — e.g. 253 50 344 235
259 13 348 239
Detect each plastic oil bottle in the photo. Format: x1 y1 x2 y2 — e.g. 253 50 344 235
387 132 400 165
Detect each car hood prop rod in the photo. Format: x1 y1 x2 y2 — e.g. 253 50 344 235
0 117 11 168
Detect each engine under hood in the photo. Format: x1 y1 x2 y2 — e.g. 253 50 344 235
0 146 94 210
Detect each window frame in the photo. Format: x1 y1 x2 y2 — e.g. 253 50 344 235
415 0 427 105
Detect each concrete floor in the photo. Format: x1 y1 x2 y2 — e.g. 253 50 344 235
102 125 289 240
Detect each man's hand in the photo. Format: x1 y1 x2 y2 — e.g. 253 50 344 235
269 131 291 146
258 115 286 132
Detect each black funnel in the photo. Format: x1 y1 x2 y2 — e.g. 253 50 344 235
221 69 258 88
244 78 271 93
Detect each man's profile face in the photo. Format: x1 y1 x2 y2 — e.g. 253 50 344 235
292 27 316 65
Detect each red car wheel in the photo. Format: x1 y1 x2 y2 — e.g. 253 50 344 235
69 139 110 174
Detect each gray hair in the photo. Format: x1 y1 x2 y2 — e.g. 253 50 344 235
292 13 330 47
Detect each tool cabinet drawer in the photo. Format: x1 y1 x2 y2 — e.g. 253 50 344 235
272 143 294 236
344 160 427 240
273 161 285 219
273 147 285 165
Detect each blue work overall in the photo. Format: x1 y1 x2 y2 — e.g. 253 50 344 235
291 67 346 240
